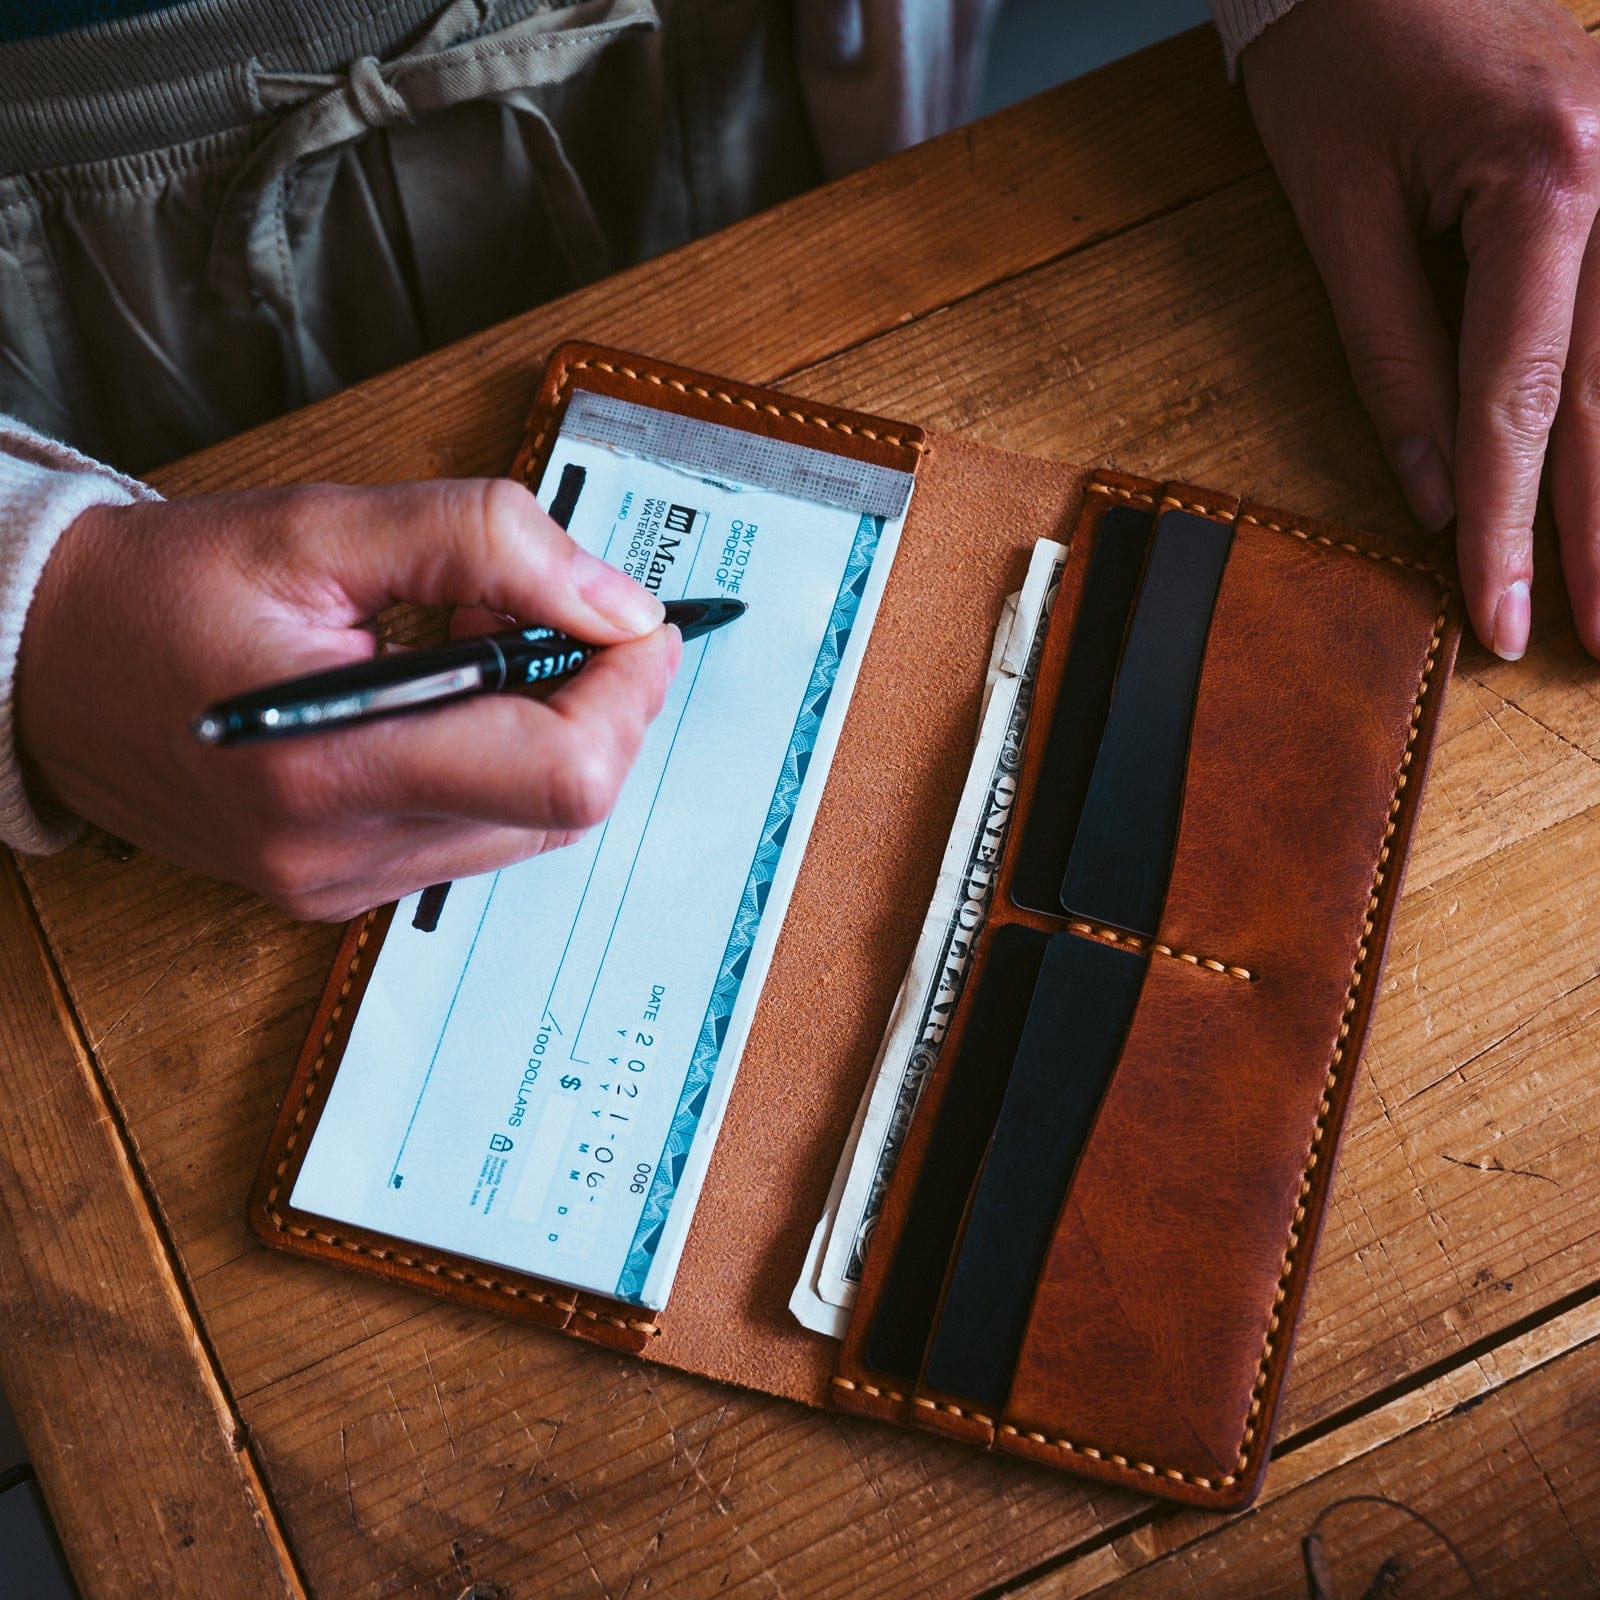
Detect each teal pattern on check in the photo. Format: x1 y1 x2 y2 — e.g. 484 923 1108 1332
616 514 884 1302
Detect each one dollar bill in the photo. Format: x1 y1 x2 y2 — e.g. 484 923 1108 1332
789 538 1065 1336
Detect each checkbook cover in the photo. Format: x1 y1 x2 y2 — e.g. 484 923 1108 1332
252 342 1461 1512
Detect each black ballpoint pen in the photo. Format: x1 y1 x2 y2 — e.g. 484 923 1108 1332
192 596 746 747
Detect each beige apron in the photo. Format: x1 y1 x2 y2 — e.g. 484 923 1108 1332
0 0 823 471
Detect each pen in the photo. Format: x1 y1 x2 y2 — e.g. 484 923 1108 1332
192 596 746 746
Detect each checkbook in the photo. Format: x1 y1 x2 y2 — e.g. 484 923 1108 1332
283 379 909 1311
255 342 1462 1511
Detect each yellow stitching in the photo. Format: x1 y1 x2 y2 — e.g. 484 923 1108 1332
910 1397 996 1426
969 598 1448 1496
1085 481 1157 507
557 359 930 455
1237 512 1451 587
572 1307 661 1336
1085 494 1453 591
272 1222 571 1307
1159 494 1223 517
1063 919 1254 982
831 1376 909 1404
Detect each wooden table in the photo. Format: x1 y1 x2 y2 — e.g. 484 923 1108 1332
4 17 1599 1599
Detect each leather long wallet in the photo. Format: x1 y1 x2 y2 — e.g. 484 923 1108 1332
252 341 1462 1511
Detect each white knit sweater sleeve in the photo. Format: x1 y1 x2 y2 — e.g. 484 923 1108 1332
1207 0 1303 74
0 418 161 854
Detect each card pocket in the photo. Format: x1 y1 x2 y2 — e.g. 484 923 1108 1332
834 475 1456 1509
990 502 1451 1499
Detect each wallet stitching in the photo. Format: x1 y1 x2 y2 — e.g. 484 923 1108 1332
835 591 1452 1497
1222 605 1449 1478
527 357 931 466
263 909 662 1338
1160 494 1229 517
1091 480 1452 588
831 1376 909 1405
1065 919 1254 981
1085 482 1157 508
1236 512 1450 587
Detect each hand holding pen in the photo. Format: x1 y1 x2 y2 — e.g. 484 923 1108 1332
15 479 688 920
194 596 744 745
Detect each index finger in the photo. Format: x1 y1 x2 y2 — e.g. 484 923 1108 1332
272 477 665 644
1454 188 1596 657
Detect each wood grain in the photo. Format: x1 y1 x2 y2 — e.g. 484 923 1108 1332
9 5 1600 1595
0 856 301 1599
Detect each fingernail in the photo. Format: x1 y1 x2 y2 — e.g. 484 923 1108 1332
1492 580 1530 662
573 549 664 635
1390 435 1455 533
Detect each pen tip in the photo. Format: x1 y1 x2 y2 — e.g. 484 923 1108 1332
666 596 747 643
193 714 223 745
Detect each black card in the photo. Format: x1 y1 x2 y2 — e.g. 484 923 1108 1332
1059 510 1233 937
865 924 1049 1384
1010 505 1153 915
923 933 1148 1410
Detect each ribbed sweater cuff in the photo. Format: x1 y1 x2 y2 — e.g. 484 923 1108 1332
1208 0 1303 75
0 419 160 854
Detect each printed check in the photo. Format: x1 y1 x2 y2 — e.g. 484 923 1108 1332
290 396 904 1309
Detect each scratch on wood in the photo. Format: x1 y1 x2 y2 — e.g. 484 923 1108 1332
1462 669 1600 772
617 1401 730 1600
423 1345 460 1467
339 1425 356 1528
89 907 230 1049
1441 1153 1560 1187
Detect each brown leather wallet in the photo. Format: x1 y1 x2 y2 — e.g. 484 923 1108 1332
252 342 1461 1512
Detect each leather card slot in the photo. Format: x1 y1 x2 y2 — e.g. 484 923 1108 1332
994 513 1455 1504
922 934 1148 1411
865 923 1050 1384
1059 509 1234 937
996 957 1284 1493
1010 504 1154 915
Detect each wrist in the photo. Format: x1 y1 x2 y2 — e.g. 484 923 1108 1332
0 423 157 853
1210 0 1306 78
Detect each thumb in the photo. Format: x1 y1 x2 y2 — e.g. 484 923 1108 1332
1303 184 1459 534
280 477 665 642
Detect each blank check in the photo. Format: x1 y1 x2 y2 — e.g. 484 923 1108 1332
291 393 908 1309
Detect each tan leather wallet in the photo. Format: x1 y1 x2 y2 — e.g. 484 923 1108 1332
253 341 1462 1511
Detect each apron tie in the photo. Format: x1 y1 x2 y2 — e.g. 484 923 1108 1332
211 0 659 391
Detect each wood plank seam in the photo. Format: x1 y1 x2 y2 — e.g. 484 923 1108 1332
772 180 1276 398
4 856 312 1600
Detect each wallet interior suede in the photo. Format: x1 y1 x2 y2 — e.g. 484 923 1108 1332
253 343 1462 1512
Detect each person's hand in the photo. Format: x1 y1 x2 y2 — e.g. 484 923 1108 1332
1242 0 1600 660
16 480 681 920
